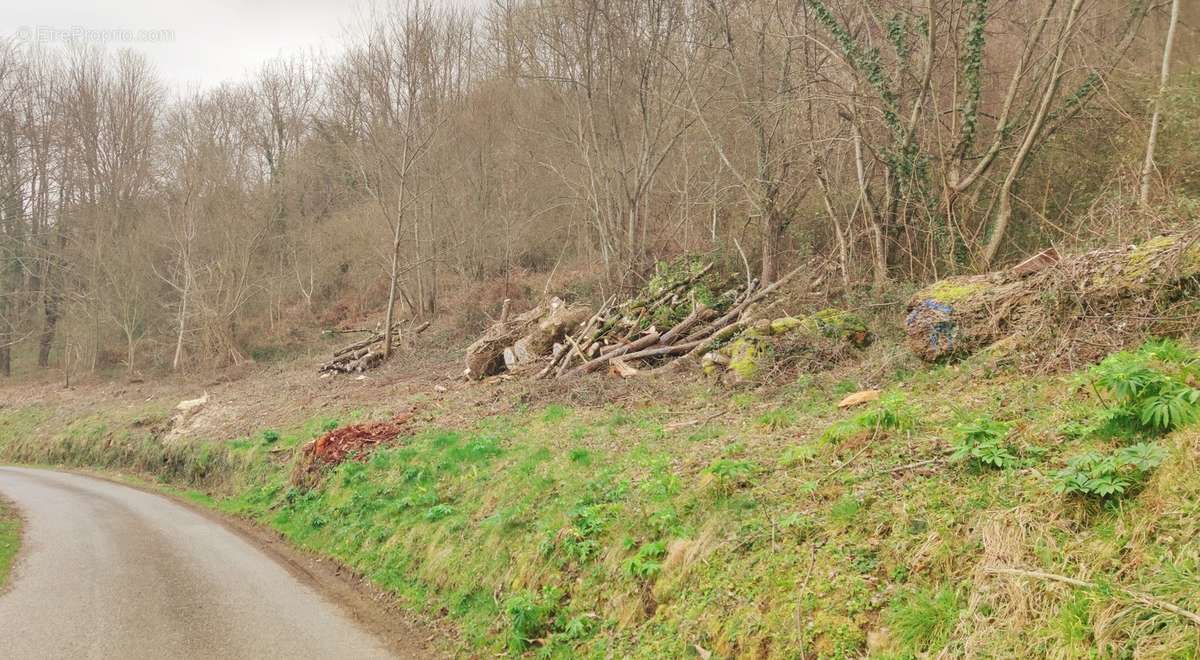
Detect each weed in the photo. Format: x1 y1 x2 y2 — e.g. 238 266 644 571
261 429 280 444
950 417 1018 469
706 458 756 494
425 504 455 522
504 589 558 653
1053 443 1168 498
829 494 861 526
623 540 667 579
1087 339 1200 437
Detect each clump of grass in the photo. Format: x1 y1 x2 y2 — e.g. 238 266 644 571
756 406 796 430
886 585 962 654
820 392 916 443
541 404 570 423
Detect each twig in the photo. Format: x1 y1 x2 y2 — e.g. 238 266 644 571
663 409 728 432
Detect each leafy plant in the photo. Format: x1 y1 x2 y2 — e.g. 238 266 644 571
1087 340 1200 437
950 417 1018 469
706 458 756 493
1053 443 1168 498
424 504 455 522
504 589 558 653
261 429 280 444
622 540 667 579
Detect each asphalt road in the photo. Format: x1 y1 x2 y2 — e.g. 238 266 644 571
0 467 403 660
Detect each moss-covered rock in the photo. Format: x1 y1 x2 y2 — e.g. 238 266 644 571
801 309 872 347
925 279 988 304
704 309 872 384
726 336 768 382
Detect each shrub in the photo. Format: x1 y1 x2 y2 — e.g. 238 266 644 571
1053 443 1168 498
950 418 1018 469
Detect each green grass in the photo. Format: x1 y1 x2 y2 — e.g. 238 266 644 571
1 342 1200 657
0 497 21 589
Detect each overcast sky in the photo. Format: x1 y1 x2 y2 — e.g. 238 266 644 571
2 0 368 91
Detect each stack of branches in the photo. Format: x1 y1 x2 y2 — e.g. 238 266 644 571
319 320 431 375
540 260 812 379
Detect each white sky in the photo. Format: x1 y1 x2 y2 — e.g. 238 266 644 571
1 0 366 90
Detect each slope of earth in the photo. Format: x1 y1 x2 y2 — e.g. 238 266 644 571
1 333 1199 657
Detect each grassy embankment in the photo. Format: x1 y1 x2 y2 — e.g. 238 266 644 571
0 496 20 589
1 340 1199 657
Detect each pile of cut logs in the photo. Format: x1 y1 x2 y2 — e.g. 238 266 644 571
540 264 805 378
319 320 430 374
463 258 814 381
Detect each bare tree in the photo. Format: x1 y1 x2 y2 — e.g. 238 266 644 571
1138 0 1181 207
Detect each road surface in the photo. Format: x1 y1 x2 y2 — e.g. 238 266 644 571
0 467 406 660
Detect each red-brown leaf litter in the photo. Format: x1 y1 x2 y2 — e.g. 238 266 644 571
291 412 413 486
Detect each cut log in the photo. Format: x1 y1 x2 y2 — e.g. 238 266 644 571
609 358 639 378
465 298 590 379
905 233 1200 365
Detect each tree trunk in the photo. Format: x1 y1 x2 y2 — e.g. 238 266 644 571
852 124 887 286
37 290 59 368
382 227 402 359
981 0 1084 268
172 268 190 371
1139 0 1180 207
760 210 783 284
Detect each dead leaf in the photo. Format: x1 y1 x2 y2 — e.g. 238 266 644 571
693 644 712 660
838 389 880 408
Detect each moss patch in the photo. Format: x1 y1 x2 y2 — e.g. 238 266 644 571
923 279 987 304
802 308 872 347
